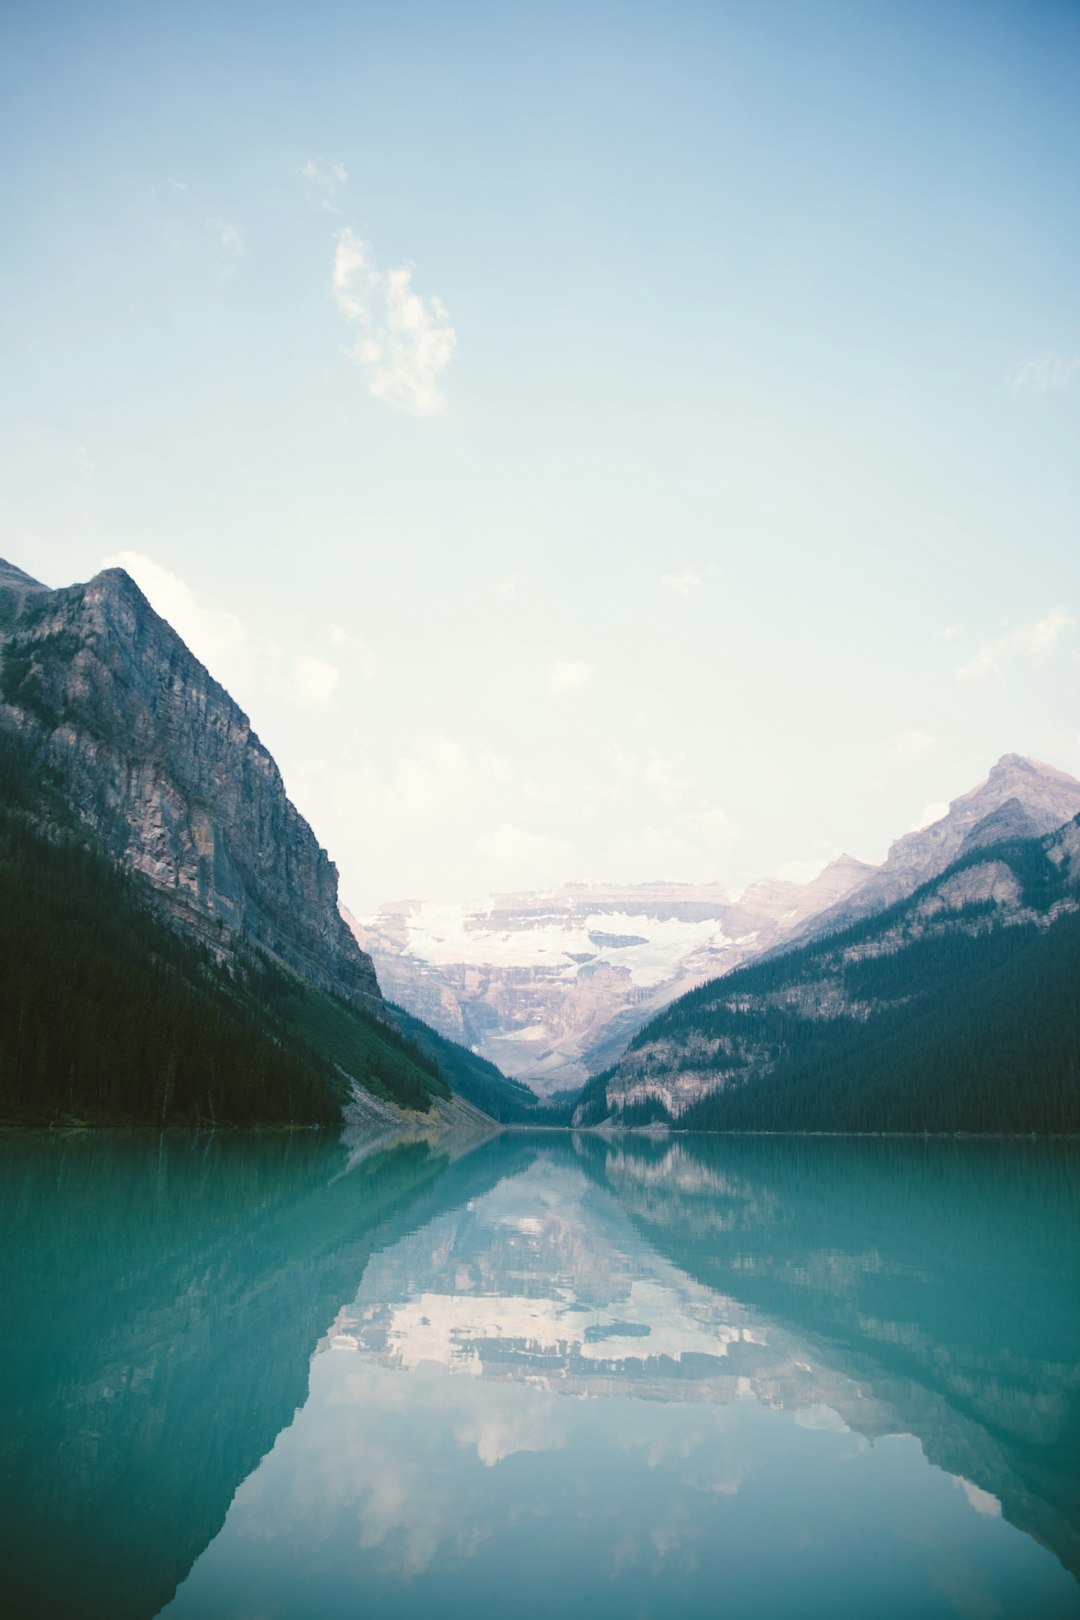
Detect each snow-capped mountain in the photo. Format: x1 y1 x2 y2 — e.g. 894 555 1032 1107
347 755 1080 1096
345 858 873 1094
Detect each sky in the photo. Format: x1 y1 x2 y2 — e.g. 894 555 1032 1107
1 0 1078 913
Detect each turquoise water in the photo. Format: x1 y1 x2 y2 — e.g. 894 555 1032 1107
1 1130 1078 1619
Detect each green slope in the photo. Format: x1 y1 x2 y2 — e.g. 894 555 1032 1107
581 830 1080 1134
388 1002 541 1122
0 739 452 1125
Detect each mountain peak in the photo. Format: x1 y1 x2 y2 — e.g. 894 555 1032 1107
0 556 47 592
988 752 1080 787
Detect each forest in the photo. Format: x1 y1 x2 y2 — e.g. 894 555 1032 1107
577 830 1080 1135
0 735 452 1126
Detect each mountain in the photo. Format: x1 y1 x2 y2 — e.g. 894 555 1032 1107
0 555 526 1128
355 755 1080 1099
347 858 875 1095
0 557 378 1007
777 753 1080 950
576 814 1080 1133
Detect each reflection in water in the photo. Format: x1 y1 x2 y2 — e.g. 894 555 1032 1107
1 1130 1078 1619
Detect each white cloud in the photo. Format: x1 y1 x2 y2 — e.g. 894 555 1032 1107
292 654 340 709
889 728 936 766
75 445 94 475
912 801 948 832
957 608 1072 682
662 571 700 596
937 623 963 640
167 177 188 192
1011 353 1080 393
952 1476 1002 1519
332 229 456 416
206 217 242 253
548 658 593 694
298 158 349 212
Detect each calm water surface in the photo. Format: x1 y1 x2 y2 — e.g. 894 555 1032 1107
1 1128 1078 1619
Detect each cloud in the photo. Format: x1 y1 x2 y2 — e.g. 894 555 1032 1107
1011 353 1080 393
952 1476 1002 1519
167 177 188 192
206 217 242 253
548 658 593 694
889 728 936 766
957 608 1072 682
662 571 700 597
75 445 94 475
298 158 349 212
912 801 948 832
332 229 456 416
292 654 340 709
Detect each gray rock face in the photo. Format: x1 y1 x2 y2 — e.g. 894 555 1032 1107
0 558 380 1009
789 754 1080 945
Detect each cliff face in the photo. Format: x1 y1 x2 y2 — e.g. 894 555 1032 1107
0 558 380 1009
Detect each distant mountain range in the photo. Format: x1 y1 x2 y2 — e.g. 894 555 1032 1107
351 754 1080 1097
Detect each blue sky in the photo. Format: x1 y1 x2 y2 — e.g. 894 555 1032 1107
2 0 1078 908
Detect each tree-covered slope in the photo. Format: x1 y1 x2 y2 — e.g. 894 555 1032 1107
0 739 450 1126
388 1002 543 1123
577 823 1080 1134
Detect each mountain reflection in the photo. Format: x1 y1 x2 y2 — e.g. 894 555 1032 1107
2 1130 1078 1620
0 1128 524 1620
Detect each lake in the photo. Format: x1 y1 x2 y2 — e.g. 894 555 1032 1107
1 1128 1078 1619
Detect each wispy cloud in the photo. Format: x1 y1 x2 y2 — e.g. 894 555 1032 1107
957 608 1072 682
1011 353 1080 393
662 571 700 597
332 230 456 417
298 158 349 213
548 658 593 694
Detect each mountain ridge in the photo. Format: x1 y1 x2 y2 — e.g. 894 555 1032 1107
573 811 1080 1133
352 754 1080 1095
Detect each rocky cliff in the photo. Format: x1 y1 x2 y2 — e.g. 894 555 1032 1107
0 557 380 1009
